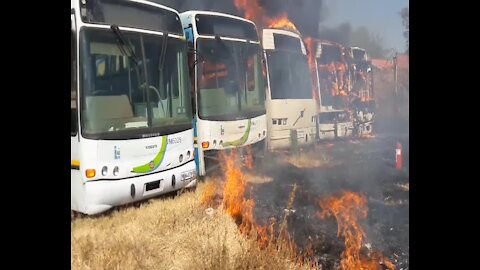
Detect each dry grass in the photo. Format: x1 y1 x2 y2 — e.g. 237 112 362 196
71 182 312 270
244 172 274 184
285 151 340 169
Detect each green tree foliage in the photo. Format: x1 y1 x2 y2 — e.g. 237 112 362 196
349 26 387 58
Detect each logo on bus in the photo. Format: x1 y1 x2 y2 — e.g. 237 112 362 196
146 144 157 149
149 161 155 170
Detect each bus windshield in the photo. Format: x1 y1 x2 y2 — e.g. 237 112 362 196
196 38 266 121
352 49 366 61
266 50 312 100
319 112 336 124
80 28 192 139
318 44 342 64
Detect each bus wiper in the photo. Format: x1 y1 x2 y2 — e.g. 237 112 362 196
215 35 241 111
215 35 232 58
158 31 168 72
110 24 143 109
241 40 250 104
110 25 151 126
110 25 140 66
157 31 168 116
236 40 251 111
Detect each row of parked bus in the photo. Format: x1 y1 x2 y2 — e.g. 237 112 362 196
71 0 375 215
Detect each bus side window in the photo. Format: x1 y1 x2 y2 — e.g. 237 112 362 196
71 28 77 136
188 51 196 115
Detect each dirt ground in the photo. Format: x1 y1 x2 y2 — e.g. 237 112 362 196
72 122 409 270
249 131 409 269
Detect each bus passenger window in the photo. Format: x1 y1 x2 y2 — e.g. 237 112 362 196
71 29 77 135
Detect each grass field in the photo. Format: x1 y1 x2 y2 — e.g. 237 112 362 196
71 181 312 270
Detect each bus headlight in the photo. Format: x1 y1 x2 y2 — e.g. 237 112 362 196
186 150 191 159
179 154 184 163
113 166 119 176
101 166 108 176
213 140 217 147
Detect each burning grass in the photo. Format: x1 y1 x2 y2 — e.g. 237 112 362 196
72 140 403 270
72 181 314 270
213 150 319 269
244 171 274 184
317 191 396 270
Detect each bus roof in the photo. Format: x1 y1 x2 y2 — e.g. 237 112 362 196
180 10 256 26
71 0 181 17
262 28 306 54
350 46 366 52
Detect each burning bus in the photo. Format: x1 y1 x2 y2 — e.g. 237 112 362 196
346 46 375 136
262 29 317 149
180 11 268 176
314 39 354 140
317 107 353 140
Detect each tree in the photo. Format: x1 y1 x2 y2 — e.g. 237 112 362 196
319 23 387 58
400 7 409 54
349 26 387 58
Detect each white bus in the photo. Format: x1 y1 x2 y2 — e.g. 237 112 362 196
317 107 354 140
314 39 354 139
180 11 268 176
262 29 317 150
347 46 375 136
71 0 196 215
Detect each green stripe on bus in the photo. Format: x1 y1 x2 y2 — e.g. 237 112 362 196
221 119 251 147
131 136 167 173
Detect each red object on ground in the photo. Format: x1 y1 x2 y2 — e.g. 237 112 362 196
395 142 402 170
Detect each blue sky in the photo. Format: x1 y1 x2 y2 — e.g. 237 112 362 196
322 0 409 53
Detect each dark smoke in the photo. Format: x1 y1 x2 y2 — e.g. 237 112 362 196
152 0 326 38
261 0 326 37
318 23 352 46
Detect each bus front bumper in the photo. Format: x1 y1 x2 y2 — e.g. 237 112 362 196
81 160 197 215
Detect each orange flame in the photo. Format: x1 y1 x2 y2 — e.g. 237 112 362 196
200 181 217 207
217 150 271 246
234 0 266 26
244 145 254 170
234 0 299 33
317 191 395 270
219 150 255 226
316 42 352 108
304 36 319 101
213 151 316 267
267 13 299 33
